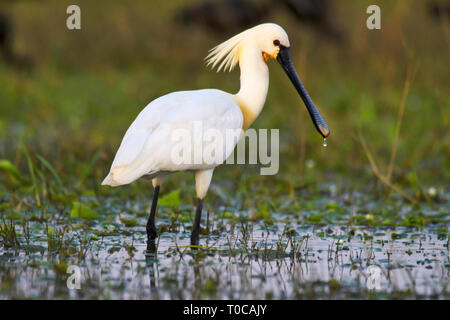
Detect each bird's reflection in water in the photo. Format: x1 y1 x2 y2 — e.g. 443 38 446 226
145 240 159 294
191 247 202 299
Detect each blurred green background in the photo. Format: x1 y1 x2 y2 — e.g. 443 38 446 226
0 0 448 201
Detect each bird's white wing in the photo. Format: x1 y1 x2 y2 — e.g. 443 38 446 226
102 89 243 186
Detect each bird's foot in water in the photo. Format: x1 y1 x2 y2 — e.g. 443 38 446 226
190 233 199 246
146 239 157 255
146 222 158 254
146 223 158 241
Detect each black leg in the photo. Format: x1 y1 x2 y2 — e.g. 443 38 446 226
190 198 203 245
146 185 160 241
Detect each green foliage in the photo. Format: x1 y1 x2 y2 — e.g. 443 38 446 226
120 218 140 227
0 160 23 184
36 154 65 192
70 201 100 220
158 189 181 208
255 204 271 220
204 279 218 296
0 220 20 248
220 211 234 219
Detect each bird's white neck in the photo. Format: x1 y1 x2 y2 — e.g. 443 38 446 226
234 44 269 130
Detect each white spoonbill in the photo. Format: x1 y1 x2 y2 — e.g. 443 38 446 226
102 23 329 245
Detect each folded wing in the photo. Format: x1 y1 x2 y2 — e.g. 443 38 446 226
102 89 243 186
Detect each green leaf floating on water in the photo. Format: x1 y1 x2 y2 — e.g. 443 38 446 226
70 201 100 220
120 218 139 227
256 204 271 220
158 189 180 208
0 159 23 182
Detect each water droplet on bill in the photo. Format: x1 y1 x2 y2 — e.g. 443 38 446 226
323 138 327 147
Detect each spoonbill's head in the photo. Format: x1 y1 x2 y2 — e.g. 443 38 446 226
206 23 330 138
253 23 290 63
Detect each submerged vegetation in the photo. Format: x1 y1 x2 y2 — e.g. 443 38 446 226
0 0 448 299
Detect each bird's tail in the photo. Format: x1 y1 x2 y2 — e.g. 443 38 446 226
101 166 132 187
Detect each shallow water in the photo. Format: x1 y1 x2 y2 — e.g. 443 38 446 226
1 213 448 299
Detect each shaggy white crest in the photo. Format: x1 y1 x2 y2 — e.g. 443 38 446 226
205 23 290 72
205 30 247 72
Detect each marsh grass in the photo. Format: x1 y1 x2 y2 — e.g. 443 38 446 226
0 219 20 248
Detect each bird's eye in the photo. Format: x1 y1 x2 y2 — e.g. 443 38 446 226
273 39 280 46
